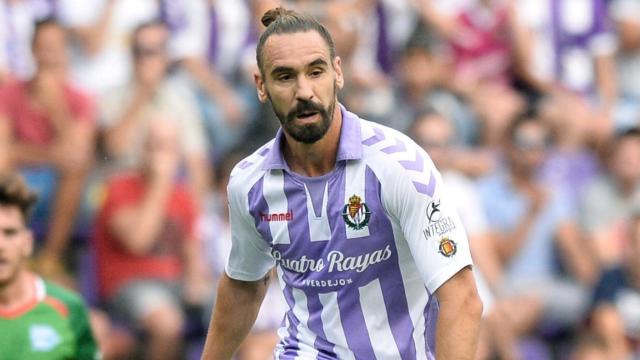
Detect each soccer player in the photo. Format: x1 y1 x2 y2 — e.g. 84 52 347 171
0 172 99 359
202 7 482 360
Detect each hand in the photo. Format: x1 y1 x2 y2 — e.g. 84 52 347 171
523 184 547 215
218 92 246 127
149 146 180 181
183 276 212 306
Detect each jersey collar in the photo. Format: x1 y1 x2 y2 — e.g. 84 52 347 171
262 103 363 171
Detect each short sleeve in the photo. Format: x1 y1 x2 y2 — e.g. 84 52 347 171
225 179 275 281
385 158 473 294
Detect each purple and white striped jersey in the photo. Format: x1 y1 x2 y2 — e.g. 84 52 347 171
226 105 473 359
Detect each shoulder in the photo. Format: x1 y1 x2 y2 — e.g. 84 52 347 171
359 119 437 197
227 140 275 197
43 280 89 318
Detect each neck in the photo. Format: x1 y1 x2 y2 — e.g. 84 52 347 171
283 104 343 177
0 270 33 310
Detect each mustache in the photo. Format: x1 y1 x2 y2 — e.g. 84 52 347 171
287 100 325 119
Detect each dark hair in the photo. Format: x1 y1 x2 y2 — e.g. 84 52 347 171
409 105 444 136
131 20 167 53
608 126 640 157
32 17 64 46
506 113 541 142
256 7 336 75
0 173 38 223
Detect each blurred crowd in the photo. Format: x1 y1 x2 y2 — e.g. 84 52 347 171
1 0 640 359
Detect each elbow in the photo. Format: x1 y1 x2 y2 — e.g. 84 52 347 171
462 287 484 321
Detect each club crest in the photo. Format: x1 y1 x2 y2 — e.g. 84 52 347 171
342 194 371 230
438 237 457 257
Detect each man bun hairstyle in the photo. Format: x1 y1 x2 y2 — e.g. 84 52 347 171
0 173 38 223
256 6 336 74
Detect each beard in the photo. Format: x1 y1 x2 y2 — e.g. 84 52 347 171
269 83 338 144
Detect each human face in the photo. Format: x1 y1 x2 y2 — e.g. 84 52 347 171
413 115 453 168
0 206 32 288
509 121 548 174
255 31 344 144
610 137 640 186
32 24 68 70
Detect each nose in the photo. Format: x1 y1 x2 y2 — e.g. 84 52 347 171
295 75 314 101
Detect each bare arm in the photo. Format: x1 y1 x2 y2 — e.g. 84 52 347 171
67 0 116 56
556 221 598 284
617 19 640 51
103 86 154 157
434 266 483 360
201 272 270 360
108 155 176 255
181 57 244 125
594 53 617 108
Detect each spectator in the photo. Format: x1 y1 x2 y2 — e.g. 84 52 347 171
589 203 640 359
56 0 160 96
476 115 597 358
94 120 208 360
0 172 99 359
513 0 617 140
538 96 601 209
415 0 517 87
610 0 640 130
171 0 255 157
100 20 210 199
0 0 56 83
0 18 96 278
580 128 640 268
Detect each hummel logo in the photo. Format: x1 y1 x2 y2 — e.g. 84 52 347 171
260 211 294 222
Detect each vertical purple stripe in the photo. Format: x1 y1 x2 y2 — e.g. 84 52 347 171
365 167 417 359
305 292 338 358
247 177 273 244
280 283 301 359
337 291 377 359
424 296 439 358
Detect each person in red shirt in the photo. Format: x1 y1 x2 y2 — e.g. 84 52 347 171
0 18 96 277
94 120 208 360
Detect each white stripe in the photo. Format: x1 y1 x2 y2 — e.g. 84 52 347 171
344 161 370 239
390 222 430 359
305 183 331 242
263 170 291 244
319 292 356 360
358 279 402 359
291 288 320 359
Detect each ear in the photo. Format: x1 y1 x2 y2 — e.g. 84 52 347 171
254 71 269 103
333 56 345 90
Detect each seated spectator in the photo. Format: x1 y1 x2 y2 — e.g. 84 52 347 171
93 120 208 360
589 203 640 359
538 96 601 209
0 0 56 83
610 0 640 131
0 172 99 359
476 115 597 358
580 128 640 268
56 0 160 96
99 20 209 199
0 18 96 278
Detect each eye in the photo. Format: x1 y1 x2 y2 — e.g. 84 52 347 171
310 69 324 77
276 73 293 81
